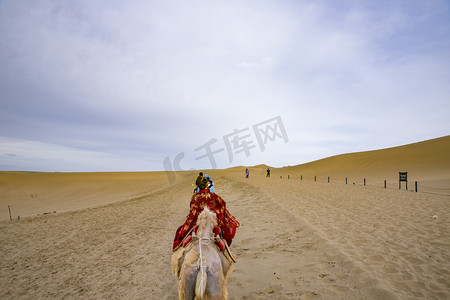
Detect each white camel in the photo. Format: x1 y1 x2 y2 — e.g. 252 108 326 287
171 207 235 300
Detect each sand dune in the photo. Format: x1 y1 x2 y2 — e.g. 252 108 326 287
0 136 449 299
285 135 450 176
271 135 450 195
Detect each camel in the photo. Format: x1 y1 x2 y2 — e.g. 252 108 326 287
171 207 235 300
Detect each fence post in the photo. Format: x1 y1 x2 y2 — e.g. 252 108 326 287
345 177 347 184
364 178 366 186
328 176 330 183
301 175 302 181
415 181 418 192
8 205 12 221
384 180 386 189
314 176 316 182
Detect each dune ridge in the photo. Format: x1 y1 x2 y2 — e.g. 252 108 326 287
257 135 450 195
280 135 450 178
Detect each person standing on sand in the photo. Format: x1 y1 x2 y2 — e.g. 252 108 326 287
267 168 270 177
173 177 240 250
245 169 249 178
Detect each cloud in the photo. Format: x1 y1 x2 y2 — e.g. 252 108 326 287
0 0 449 171
0 137 158 172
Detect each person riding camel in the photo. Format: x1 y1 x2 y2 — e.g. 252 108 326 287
173 177 240 251
194 172 203 193
204 174 215 193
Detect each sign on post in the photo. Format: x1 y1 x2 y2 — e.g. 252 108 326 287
399 172 407 190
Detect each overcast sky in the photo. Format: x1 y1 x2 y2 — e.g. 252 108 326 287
1 0 449 172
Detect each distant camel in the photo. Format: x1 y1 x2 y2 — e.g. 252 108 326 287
172 207 234 300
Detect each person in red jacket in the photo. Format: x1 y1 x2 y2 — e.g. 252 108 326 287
173 177 240 251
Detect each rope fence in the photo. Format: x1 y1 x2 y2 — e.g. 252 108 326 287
275 174 450 196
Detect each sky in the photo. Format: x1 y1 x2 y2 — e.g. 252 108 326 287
1 0 449 172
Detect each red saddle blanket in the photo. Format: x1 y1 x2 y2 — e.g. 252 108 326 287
173 190 240 251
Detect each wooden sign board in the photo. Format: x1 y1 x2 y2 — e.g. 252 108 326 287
399 172 407 189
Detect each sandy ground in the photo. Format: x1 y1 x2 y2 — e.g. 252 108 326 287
0 171 171 222
0 169 449 299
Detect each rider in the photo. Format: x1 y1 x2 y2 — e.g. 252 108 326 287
204 174 215 193
173 177 240 251
194 172 204 193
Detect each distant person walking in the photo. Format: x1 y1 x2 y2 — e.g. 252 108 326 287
245 168 249 178
266 168 271 177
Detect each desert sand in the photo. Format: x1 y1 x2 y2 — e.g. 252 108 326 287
0 136 449 299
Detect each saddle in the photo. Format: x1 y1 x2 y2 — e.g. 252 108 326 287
175 225 236 263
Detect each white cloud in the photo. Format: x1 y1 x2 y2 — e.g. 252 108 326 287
0 137 158 172
0 0 449 171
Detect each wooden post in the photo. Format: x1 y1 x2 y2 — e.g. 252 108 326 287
328 176 330 183
288 175 290 179
345 177 347 184
384 180 386 189
301 175 302 181
8 205 12 221
415 181 418 192
314 176 316 182
364 178 366 186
